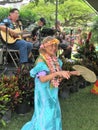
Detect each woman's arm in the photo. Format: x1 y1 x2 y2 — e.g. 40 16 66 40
36 58 79 83
39 71 71 83
39 70 80 83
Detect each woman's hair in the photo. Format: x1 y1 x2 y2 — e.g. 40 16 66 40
39 36 57 53
42 36 55 44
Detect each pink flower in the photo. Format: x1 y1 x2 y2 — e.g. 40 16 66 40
15 91 19 98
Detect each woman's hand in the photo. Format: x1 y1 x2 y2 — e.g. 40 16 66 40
70 71 80 76
57 71 71 79
56 70 80 80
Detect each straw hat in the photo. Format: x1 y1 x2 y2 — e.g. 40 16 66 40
73 65 97 83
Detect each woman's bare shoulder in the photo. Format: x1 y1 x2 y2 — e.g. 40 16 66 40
36 57 44 63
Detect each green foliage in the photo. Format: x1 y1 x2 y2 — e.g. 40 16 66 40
73 38 98 75
91 16 98 43
0 0 96 28
0 7 9 21
0 75 19 127
31 0 66 4
15 64 34 104
59 0 94 26
0 75 19 111
19 0 95 27
20 4 37 28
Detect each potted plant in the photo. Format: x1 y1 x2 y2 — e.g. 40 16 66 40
14 64 34 114
58 56 89 98
0 75 19 126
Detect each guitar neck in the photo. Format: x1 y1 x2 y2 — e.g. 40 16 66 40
17 31 31 36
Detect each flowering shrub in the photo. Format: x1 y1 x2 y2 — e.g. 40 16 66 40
15 64 34 105
0 75 20 112
0 75 20 127
91 80 98 94
0 64 34 116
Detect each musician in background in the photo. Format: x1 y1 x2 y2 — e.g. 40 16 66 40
24 17 46 60
55 20 63 33
0 8 33 64
52 20 64 43
24 17 46 43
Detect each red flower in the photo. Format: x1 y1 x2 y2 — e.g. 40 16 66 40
87 31 92 41
95 80 98 86
15 91 19 98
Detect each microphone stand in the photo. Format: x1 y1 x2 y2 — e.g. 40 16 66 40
0 23 9 75
32 26 42 48
38 27 42 46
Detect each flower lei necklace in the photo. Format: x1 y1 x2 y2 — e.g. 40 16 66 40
40 53 62 88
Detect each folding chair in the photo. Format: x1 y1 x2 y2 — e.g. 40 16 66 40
2 45 19 68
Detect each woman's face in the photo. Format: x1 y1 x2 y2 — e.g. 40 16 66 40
45 43 58 56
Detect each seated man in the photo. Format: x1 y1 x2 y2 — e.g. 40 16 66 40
24 17 46 60
0 8 33 64
24 17 46 47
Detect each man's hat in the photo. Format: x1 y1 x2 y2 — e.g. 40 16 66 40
40 17 46 25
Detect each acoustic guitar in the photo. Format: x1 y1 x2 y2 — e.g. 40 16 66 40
0 28 31 44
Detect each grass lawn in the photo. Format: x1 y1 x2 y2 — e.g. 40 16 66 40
1 85 98 130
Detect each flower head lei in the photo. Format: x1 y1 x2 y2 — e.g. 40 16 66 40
40 38 59 49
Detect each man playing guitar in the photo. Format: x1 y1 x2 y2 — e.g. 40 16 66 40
0 8 33 64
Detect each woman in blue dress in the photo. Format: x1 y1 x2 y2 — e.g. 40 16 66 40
21 36 79 130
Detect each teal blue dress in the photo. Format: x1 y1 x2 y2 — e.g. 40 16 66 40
21 59 62 130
